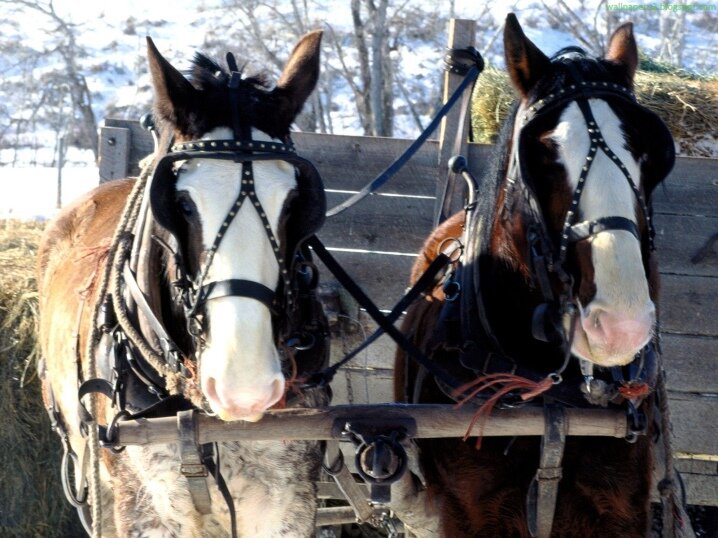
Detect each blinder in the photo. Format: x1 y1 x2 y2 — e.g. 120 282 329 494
147 138 326 345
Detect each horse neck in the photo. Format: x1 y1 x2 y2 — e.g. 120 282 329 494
471 163 567 374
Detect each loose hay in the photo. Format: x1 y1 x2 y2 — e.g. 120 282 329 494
471 67 718 157
0 219 84 537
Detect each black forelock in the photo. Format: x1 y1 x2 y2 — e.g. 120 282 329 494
188 53 270 92
169 52 288 140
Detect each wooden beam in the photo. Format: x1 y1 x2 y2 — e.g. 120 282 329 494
113 404 629 446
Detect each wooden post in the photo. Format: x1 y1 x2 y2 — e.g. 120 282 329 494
56 135 64 209
434 18 476 225
99 126 130 182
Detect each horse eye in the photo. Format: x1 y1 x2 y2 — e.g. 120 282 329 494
177 195 196 218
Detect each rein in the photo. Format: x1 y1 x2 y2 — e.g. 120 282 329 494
325 46 483 217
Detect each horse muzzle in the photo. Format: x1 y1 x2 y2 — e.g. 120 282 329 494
571 304 655 366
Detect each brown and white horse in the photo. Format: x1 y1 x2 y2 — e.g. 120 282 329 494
395 15 679 537
37 31 328 536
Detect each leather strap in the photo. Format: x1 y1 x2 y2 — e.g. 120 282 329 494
324 441 373 522
307 236 461 390
197 279 276 309
204 451 238 538
305 252 451 386
526 405 567 538
177 410 212 515
568 216 640 243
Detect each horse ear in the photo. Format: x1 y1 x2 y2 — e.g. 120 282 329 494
605 22 638 82
274 30 323 125
146 36 197 127
504 13 550 98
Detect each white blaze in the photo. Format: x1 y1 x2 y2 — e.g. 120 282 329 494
550 100 654 366
176 128 296 420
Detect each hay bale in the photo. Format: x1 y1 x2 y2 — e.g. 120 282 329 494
471 67 718 157
0 219 84 537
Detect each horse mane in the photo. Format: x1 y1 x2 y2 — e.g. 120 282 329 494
189 53 270 92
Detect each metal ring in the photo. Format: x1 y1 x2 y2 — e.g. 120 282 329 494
354 436 408 485
104 409 131 450
60 441 88 507
286 333 315 351
437 237 463 263
549 372 563 385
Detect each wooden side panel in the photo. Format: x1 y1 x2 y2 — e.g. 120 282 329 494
104 118 155 177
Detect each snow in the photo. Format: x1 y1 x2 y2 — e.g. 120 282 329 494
0 167 100 220
1 0 715 221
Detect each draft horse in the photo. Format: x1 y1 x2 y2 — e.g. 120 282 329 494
396 15 680 537
37 31 329 536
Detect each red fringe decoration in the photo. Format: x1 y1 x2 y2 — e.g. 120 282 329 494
452 373 554 449
618 381 651 400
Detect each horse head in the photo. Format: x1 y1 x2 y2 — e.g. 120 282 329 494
492 14 674 368
144 32 325 421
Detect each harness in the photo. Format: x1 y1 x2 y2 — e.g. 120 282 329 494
423 53 673 537
50 58 331 538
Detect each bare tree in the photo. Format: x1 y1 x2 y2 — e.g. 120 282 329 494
0 0 98 161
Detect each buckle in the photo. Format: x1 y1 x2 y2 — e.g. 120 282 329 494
180 463 208 478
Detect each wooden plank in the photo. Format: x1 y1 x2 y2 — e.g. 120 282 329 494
435 18 476 223
295 132 439 196
655 214 718 277
661 274 718 337
320 192 433 253
105 118 155 177
667 393 718 456
315 250 414 311
98 126 130 181
662 334 718 394
654 156 718 218
331 368 395 406
320 197 718 276
99 118 716 220
318 249 718 327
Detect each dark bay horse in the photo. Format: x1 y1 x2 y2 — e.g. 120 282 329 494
395 15 680 537
37 31 329 536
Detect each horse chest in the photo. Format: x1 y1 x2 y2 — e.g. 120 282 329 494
119 440 320 537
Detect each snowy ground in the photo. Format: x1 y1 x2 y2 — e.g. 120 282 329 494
0 167 100 220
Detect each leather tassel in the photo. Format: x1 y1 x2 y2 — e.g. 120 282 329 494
452 373 554 449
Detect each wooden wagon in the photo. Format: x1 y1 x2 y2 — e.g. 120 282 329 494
97 19 718 532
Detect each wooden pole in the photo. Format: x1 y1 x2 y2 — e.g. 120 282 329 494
113 404 628 446
434 18 476 225
56 135 64 209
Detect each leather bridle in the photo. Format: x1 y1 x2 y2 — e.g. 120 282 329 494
497 64 657 351
149 139 323 352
